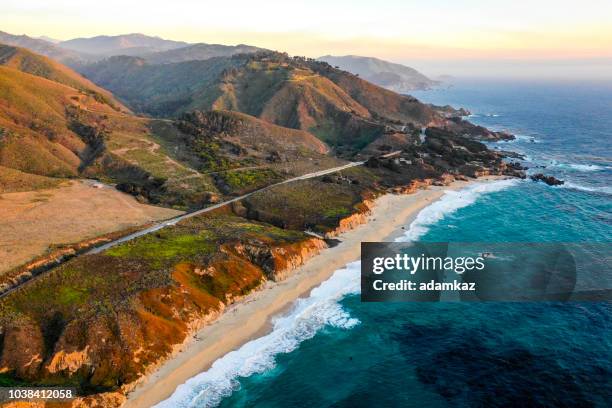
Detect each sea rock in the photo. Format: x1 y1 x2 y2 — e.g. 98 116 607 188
530 173 564 186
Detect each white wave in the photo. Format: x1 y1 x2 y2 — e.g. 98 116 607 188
549 161 607 172
397 179 520 242
155 262 362 408
561 182 612 195
506 134 539 144
156 179 521 407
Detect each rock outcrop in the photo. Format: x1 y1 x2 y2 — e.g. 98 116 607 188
530 173 564 186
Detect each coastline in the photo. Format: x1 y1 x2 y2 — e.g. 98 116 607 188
125 177 504 408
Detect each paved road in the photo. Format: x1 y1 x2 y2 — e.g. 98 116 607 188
0 161 364 300
88 161 364 254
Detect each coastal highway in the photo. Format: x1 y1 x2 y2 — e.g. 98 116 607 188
2 150 407 299
0 160 367 300
87 161 365 254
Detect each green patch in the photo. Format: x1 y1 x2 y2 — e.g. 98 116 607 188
58 286 89 305
0 373 29 387
106 230 216 266
322 207 351 218
221 168 280 190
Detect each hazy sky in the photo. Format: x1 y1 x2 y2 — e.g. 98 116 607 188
3 0 612 78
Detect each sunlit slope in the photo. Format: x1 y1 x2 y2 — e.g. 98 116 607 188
82 52 441 153
0 66 116 177
0 44 126 111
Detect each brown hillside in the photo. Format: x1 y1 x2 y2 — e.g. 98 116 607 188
179 110 329 156
80 52 447 154
204 58 396 151
0 44 126 112
0 61 217 207
0 66 115 177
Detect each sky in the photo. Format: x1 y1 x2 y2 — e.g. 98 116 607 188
3 0 612 78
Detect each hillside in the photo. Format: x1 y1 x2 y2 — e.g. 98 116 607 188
59 33 189 57
0 44 125 110
0 65 120 178
82 52 445 154
143 43 264 64
0 47 346 207
318 55 438 92
80 55 237 116
0 49 215 207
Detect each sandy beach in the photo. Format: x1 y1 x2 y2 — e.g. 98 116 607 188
125 178 494 408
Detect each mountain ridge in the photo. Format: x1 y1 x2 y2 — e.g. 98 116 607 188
59 33 189 56
318 54 438 92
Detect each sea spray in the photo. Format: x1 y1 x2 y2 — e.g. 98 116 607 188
155 262 362 408
397 179 519 242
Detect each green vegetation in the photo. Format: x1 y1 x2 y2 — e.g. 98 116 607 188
243 178 366 233
221 168 280 190
106 230 216 267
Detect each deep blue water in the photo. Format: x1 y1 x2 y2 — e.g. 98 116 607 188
159 80 611 408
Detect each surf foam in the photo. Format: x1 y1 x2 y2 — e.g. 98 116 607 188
154 262 361 408
397 179 519 242
549 160 607 172
561 182 612 195
155 179 520 407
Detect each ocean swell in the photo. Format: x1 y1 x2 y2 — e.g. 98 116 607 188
154 262 361 408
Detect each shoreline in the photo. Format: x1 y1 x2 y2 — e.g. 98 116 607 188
124 177 504 408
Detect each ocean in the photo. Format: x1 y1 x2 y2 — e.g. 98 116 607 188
157 79 612 408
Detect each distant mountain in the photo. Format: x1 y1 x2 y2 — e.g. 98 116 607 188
59 33 189 57
0 30 84 64
143 43 265 64
36 35 61 44
318 55 438 93
0 31 262 67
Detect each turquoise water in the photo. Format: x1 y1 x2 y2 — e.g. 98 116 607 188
158 80 611 407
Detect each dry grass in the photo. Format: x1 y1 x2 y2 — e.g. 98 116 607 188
0 180 182 274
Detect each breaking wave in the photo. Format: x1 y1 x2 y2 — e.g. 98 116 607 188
560 182 612 195
154 262 361 408
397 179 520 242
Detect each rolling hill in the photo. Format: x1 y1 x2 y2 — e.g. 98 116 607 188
143 43 265 64
0 45 213 204
0 46 340 205
0 44 126 110
82 52 442 154
318 55 438 92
